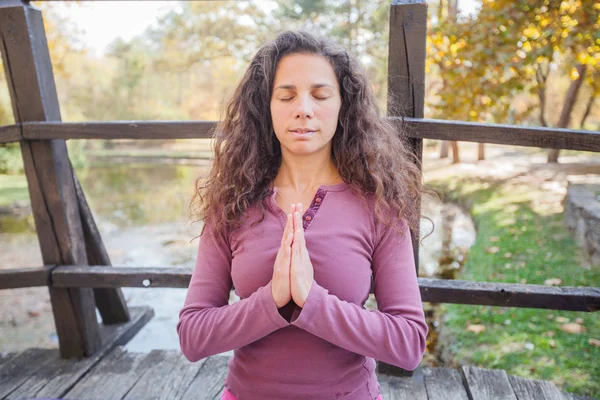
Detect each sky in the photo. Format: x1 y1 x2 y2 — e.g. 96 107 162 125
55 0 479 57
60 1 180 56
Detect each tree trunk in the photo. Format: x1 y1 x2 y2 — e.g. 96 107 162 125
439 0 460 163
451 141 460 163
580 92 596 129
440 140 449 158
547 64 587 163
478 143 485 160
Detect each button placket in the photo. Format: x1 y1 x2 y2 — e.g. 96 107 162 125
302 189 328 230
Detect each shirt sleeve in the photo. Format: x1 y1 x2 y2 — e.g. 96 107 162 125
290 217 428 370
177 218 290 362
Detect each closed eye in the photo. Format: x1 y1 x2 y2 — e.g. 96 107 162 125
280 96 330 102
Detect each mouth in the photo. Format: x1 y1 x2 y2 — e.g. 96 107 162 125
289 128 317 134
289 129 317 139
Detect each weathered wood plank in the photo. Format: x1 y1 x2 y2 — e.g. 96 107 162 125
403 118 600 152
423 367 470 400
0 267 52 289
0 307 152 399
52 266 193 288
382 0 428 377
51 266 600 312
164 355 208 400
419 278 600 312
388 0 426 272
0 348 56 399
179 356 230 400
377 375 427 400
0 2 101 358
508 374 564 400
34 306 153 398
73 172 130 324
121 350 180 399
462 366 517 400
24 121 216 140
0 124 21 143
65 347 156 400
0 118 593 153
98 306 154 351
0 353 17 370
123 351 206 400
7 351 97 400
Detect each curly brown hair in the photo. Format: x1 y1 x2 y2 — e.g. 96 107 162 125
190 30 437 242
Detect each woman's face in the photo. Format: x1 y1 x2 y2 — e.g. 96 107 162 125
270 53 342 157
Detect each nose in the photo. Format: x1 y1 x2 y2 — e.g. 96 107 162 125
294 93 314 119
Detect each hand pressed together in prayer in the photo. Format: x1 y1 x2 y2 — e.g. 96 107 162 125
271 203 315 309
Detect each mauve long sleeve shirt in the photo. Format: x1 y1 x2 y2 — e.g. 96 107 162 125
177 182 428 400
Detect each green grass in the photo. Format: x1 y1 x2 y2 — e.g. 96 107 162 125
0 174 28 206
428 177 600 397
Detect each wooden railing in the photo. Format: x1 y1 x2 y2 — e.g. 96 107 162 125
0 0 598 378
2 118 599 151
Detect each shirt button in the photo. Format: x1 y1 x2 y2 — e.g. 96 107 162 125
315 197 322 203
305 215 312 221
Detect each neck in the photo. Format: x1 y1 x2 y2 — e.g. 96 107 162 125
273 148 341 194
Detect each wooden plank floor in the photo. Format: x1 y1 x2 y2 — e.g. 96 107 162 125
0 346 596 400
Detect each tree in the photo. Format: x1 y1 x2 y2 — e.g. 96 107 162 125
428 0 599 163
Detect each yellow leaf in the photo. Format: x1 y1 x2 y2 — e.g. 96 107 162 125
560 323 585 334
467 324 486 334
544 278 562 286
570 67 581 80
485 246 499 254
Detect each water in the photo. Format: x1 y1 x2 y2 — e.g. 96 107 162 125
0 163 476 353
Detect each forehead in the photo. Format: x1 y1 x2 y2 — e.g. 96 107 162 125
273 53 338 88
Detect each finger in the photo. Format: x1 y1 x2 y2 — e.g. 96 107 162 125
295 205 303 234
293 210 303 256
291 204 298 232
281 213 293 245
292 231 301 258
284 232 293 255
285 212 293 238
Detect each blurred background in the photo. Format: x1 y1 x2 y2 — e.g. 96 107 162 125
0 1 598 397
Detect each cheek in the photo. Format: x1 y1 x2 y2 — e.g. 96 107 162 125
317 103 341 126
270 104 285 129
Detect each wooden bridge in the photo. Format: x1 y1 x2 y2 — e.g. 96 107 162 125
0 0 598 399
1 342 596 399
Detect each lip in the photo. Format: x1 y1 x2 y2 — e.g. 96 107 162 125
289 129 317 139
289 128 317 134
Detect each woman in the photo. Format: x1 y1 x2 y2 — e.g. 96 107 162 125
178 30 434 400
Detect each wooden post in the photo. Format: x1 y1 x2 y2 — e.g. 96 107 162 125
0 2 125 357
73 172 130 323
381 0 428 377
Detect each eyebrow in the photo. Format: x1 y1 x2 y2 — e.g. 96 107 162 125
273 83 335 92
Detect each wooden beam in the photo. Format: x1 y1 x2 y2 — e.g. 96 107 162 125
385 0 428 377
0 3 101 358
0 124 21 143
73 172 130 324
0 119 594 153
0 266 53 289
52 266 193 289
419 278 600 312
50 266 600 312
23 120 216 140
388 0 428 274
404 118 600 152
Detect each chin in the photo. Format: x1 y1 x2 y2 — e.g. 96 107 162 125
287 143 325 156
